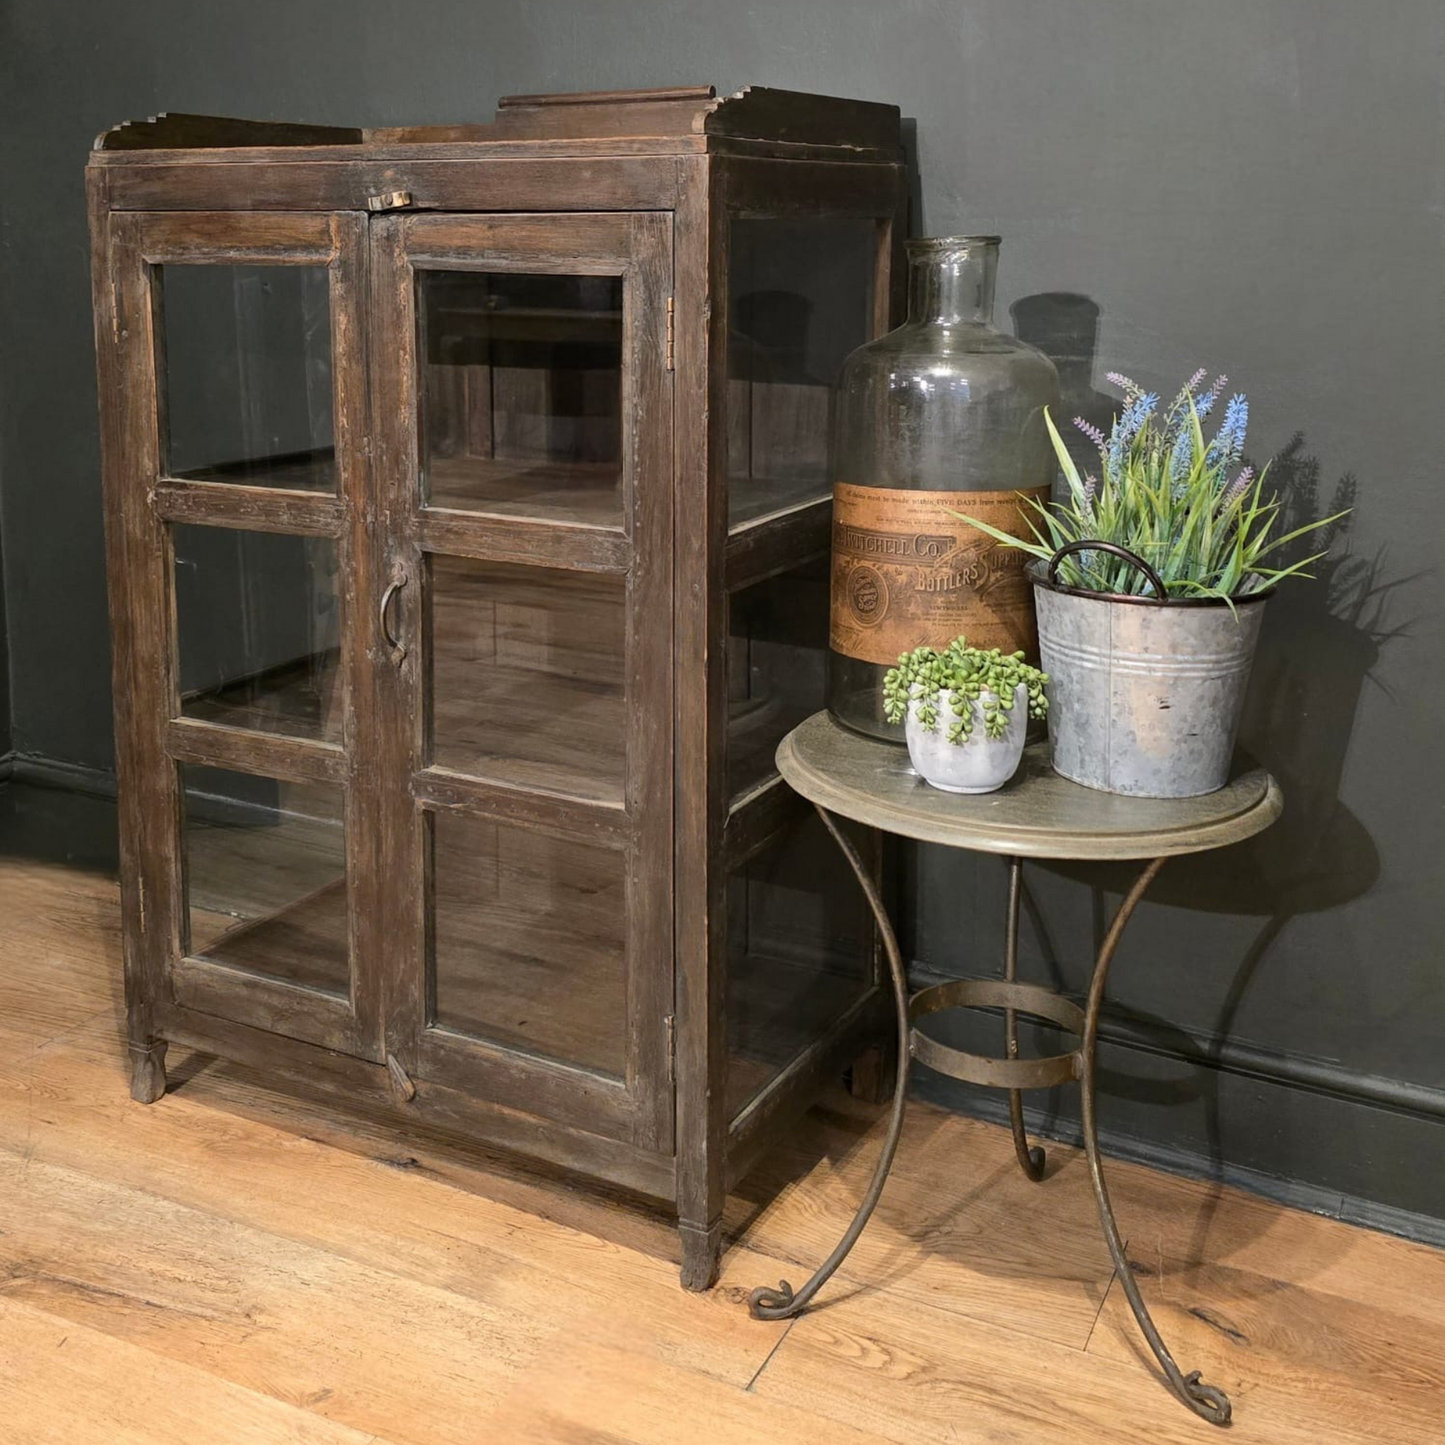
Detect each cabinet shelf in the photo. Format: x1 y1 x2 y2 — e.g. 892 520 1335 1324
172 448 339 494
728 471 829 530
180 653 341 743
431 660 627 807
426 455 623 528
168 447 830 541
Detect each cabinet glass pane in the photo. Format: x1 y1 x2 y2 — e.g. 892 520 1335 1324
727 219 876 528
173 524 342 743
726 810 874 1117
429 555 625 804
183 765 348 996
418 270 624 528
160 265 335 491
431 812 626 1078
727 555 828 801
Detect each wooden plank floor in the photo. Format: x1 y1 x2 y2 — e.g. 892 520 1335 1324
3 857 1444 1443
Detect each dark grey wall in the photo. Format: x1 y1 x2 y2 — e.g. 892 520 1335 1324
0 508 8 766
2 0 1442 1234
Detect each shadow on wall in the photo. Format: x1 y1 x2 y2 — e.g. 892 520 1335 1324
993 294 1419 1209
1011 292 1116 480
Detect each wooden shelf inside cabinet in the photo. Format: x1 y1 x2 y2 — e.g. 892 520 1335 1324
725 491 832 591
171 448 339 494
89 82 907 1296
728 475 830 530
431 662 626 807
425 456 623 529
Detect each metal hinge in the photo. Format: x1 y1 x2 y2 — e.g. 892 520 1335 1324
665 1013 676 1085
665 296 675 371
366 189 413 212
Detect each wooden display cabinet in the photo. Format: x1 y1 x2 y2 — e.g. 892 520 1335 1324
87 85 907 1288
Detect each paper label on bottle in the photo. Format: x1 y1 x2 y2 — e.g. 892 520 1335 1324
829 483 1050 666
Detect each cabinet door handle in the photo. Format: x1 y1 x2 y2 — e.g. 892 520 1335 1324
379 568 409 664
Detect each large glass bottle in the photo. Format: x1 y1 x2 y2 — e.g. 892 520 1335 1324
827 236 1060 739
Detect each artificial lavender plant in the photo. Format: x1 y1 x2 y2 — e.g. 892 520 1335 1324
956 371 1346 601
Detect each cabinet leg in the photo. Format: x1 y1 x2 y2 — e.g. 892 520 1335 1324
1080 857 1231 1427
128 1039 168 1104
678 1218 723 1292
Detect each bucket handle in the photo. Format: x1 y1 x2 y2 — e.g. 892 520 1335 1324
1047 540 1167 599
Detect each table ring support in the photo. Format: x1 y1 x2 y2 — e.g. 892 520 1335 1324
747 813 1233 1428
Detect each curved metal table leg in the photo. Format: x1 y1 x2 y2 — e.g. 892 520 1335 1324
748 803 912 1321
1080 857 1233 1427
1003 857 1046 1182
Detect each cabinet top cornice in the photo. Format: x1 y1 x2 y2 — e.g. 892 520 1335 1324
91 85 904 164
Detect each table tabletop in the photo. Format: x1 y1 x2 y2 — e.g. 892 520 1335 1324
776 712 1282 861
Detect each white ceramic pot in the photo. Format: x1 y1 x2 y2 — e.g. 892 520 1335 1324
904 683 1029 794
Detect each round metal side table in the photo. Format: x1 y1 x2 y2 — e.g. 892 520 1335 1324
747 711 1283 1427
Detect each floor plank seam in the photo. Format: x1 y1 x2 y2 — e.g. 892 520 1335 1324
1082 1254 1122 1354
743 1314 796 1393
33 1007 116 1055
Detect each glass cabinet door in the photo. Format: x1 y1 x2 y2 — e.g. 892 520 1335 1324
371 213 674 1151
108 211 379 1059
719 218 885 1124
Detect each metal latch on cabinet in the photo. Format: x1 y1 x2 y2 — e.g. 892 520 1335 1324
367 189 415 212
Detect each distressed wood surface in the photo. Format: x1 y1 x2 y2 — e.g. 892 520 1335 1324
101 158 683 213
3 859 1444 1443
91 86 902 164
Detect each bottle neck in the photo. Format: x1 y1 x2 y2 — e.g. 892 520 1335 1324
907 241 998 326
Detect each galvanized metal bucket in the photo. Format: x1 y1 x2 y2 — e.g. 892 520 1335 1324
1031 542 1269 798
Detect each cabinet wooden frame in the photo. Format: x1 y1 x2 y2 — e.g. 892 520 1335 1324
88 86 908 1289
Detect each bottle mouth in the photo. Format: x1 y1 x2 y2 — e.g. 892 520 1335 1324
906 235 1002 255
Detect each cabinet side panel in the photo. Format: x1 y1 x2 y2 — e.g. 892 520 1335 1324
673 156 729 1248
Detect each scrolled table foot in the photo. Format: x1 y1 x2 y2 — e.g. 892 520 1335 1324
1009 1091 1047 1182
1181 1371 1233 1426
1080 858 1233 1427
748 1279 797 1320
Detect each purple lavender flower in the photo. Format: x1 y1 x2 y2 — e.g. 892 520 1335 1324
1165 369 1209 426
1073 416 1107 450
1219 466 1255 509
1105 371 1142 396
1194 373 1229 420
1107 391 1159 473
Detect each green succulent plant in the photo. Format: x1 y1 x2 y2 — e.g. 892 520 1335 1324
883 639 1048 744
